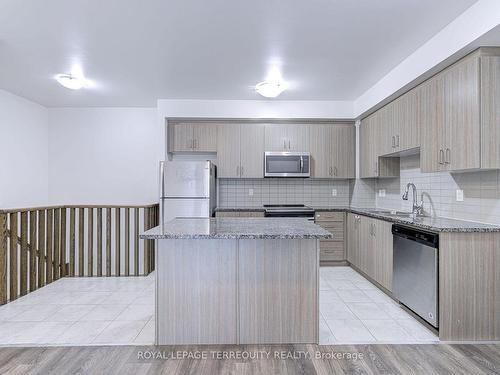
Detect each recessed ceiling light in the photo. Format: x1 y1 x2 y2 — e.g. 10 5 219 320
55 73 86 90
255 80 287 98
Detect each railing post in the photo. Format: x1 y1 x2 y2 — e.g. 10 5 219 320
0 212 7 305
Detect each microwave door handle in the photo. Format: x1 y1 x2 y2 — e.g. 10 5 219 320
300 156 304 172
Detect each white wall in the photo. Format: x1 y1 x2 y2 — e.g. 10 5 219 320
48 107 160 205
0 90 49 209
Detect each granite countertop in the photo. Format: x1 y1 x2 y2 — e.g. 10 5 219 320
215 206 500 233
214 207 265 212
140 217 333 239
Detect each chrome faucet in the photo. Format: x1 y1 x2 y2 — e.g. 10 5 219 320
402 182 423 217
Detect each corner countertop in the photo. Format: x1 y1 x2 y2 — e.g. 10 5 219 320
215 206 500 233
140 217 333 239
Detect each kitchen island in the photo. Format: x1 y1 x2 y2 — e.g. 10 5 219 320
140 217 332 345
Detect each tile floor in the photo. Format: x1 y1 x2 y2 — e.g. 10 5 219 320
0 273 155 346
0 266 438 346
319 266 439 344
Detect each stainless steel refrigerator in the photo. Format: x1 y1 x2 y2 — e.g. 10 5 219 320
159 160 216 224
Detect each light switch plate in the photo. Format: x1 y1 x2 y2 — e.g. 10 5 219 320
378 189 386 197
332 189 337 197
248 188 254 196
456 189 464 202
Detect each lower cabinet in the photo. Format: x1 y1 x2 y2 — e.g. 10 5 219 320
315 211 346 264
347 213 393 291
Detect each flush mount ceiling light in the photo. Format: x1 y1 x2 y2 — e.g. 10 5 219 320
255 67 288 98
55 73 86 90
255 80 287 98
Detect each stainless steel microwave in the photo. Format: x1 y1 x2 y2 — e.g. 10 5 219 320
264 152 310 177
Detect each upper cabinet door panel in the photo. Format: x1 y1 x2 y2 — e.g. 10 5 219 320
397 90 420 152
419 76 445 173
171 123 194 152
309 125 331 178
240 124 265 178
481 55 500 169
216 124 240 178
264 124 289 151
444 56 481 171
193 124 217 152
332 124 355 178
288 124 310 151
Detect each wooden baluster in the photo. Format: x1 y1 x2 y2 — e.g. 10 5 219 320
60 208 67 277
69 208 75 276
106 208 111 276
0 213 7 305
20 212 28 296
97 208 103 277
46 209 53 284
134 208 139 276
38 210 46 287
125 208 130 276
53 208 60 280
115 208 120 276
78 208 84 276
9 212 18 300
29 211 37 292
143 207 150 275
88 208 93 277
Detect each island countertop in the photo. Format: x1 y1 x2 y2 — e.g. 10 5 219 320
140 217 333 240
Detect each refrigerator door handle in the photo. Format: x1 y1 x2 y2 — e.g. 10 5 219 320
159 161 165 230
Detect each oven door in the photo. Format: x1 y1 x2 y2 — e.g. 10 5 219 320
264 152 310 177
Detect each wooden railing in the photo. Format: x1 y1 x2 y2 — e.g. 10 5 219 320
0 203 159 305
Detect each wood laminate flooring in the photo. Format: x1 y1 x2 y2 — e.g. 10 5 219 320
0 344 498 375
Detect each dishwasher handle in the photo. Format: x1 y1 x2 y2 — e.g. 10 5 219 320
392 225 439 248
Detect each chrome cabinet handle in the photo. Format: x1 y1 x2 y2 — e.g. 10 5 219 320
439 149 444 164
288 140 291 149
334 166 338 176
329 166 332 176
396 135 400 147
241 166 244 176
445 148 450 164
392 136 395 148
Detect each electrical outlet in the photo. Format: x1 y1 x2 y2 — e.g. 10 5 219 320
378 189 386 197
331 189 337 197
456 189 464 202
248 188 254 196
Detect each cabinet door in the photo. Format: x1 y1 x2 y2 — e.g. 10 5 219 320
397 90 420 152
216 124 241 178
419 76 445 173
359 216 375 277
481 56 500 169
444 56 481 171
309 125 331 178
171 123 194 151
360 117 375 178
264 124 289 151
287 124 310 151
193 124 217 152
240 124 265 178
372 219 393 291
378 104 396 156
332 124 355 178
347 214 360 266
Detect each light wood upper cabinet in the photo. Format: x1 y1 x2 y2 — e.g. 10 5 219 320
240 124 265 178
360 115 378 178
169 122 217 152
216 124 265 178
481 55 500 169
217 124 241 178
265 124 309 151
332 124 356 178
396 89 420 152
309 125 331 178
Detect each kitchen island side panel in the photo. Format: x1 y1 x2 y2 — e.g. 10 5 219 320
156 239 238 345
238 239 319 344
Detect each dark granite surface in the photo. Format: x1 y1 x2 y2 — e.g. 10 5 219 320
140 217 333 239
215 206 500 233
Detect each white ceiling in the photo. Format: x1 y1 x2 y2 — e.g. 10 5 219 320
0 0 479 107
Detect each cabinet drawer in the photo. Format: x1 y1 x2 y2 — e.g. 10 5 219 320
316 223 344 241
320 242 345 261
315 211 344 222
